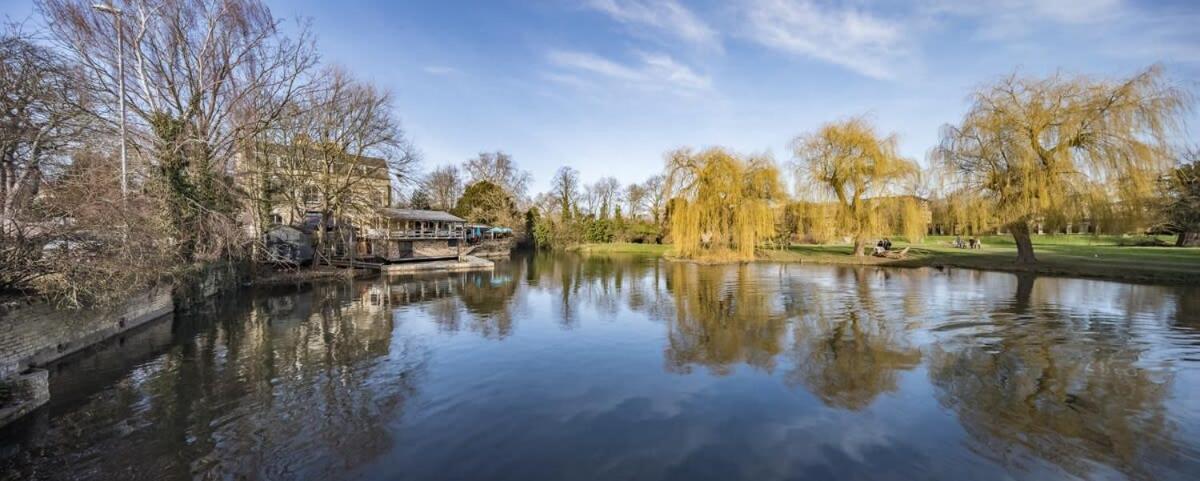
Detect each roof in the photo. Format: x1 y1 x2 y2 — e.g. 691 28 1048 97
380 208 465 223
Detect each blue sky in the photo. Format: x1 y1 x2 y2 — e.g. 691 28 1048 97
4 0 1198 193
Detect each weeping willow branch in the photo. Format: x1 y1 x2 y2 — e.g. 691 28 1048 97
664 147 785 261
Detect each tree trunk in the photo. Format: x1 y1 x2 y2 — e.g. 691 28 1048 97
853 236 867 257
1178 231 1200 247
1012 273 1036 312
1008 220 1036 265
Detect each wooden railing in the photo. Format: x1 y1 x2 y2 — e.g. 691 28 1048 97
372 229 463 240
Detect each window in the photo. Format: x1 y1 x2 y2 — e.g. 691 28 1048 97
303 185 319 204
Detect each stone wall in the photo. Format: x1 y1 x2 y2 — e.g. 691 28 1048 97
471 238 514 258
412 240 458 258
0 369 48 428
0 287 173 377
0 260 247 428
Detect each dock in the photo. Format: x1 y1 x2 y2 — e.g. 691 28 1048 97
381 255 494 274
326 259 385 270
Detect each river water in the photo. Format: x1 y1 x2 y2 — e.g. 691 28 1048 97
3 252 1199 481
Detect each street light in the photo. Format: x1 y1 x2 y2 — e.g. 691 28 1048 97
92 3 127 198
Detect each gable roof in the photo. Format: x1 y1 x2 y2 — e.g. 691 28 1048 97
379 208 465 223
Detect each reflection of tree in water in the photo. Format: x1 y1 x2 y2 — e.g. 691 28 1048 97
519 252 678 330
457 269 519 338
784 267 921 410
930 274 1180 480
3 283 430 481
384 269 520 340
662 263 788 375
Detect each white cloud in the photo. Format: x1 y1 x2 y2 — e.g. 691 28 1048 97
547 49 712 94
738 0 910 80
638 52 711 91
585 0 720 50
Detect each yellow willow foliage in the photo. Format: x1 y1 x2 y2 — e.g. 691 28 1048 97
792 118 919 255
932 189 996 235
665 147 785 261
935 66 1189 236
664 263 787 374
896 196 928 242
787 201 840 243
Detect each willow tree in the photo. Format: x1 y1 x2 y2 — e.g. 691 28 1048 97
664 147 784 261
1162 150 1200 246
792 118 918 256
935 66 1189 264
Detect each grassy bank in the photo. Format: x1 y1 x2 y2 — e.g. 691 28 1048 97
574 236 1200 284
569 243 672 255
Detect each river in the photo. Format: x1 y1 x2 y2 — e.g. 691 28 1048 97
3 252 1199 480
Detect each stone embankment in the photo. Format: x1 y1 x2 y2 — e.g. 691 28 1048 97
0 262 245 428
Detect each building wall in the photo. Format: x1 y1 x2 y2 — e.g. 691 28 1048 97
233 150 392 229
413 240 458 258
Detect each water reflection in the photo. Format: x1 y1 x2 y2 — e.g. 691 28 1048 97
929 274 1180 479
379 268 520 339
3 282 429 481
784 268 921 410
2 253 1199 481
663 263 788 375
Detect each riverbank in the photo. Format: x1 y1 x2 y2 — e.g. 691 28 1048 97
570 238 1200 285
249 266 375 287
568 243 671 255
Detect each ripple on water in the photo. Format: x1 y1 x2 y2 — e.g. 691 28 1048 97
3 256 1200 481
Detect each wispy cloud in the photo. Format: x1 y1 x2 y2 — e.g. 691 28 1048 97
737 0 910 80
422 65 459 76
547 49 712 94
922 0 1124 39
921 0 1200 63
584 0 720 50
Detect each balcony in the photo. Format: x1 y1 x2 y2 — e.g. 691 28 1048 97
368 229 463 240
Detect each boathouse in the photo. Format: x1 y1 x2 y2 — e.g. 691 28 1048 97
363 208 468 261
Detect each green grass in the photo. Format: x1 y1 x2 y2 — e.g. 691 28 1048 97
770 235 1200 284
920 234 1174 247
571 236 1200 284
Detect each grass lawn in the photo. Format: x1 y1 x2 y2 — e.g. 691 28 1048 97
768 234 1200 284
572 236 1200 284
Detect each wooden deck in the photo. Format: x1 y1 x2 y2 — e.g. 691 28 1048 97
326 259 385 270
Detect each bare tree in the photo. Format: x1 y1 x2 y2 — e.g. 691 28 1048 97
624 183 647 221
643 174 667 225
424 164 463 211
268 67 415 259
550 166 580 220
40 0 318 260
0 27 94 295
0 28 89 223
586 176 620 219
464 150 531 204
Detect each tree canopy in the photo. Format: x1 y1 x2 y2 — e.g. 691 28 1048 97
1162 151 1200 246
664 147 785 260
935 66 1189 264
454 180 517 227
792 118 919 256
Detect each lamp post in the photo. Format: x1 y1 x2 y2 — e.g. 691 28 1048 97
92 3 127 198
